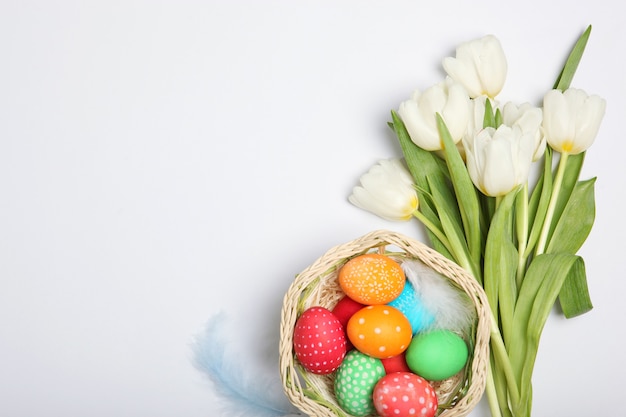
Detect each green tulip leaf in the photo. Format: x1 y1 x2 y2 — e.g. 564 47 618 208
545 152 585 244
494 107 503 128
553 25 592 91
512 254 585 406
390 111 460 259
506 253 578 404
484 190 518 344
391 111 444 192
547 178 596 254
483 98 496 129
436 114 484 269
427 175 478 278
548 174 595 320
558 262 593 318
414 186 455 260
525 149 554 258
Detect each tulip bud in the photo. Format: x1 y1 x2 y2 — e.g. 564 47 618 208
349 159 418 221
464 125 534 197
443 35 507 99
398 78 470 151
542 88 606 154
502 102 545 161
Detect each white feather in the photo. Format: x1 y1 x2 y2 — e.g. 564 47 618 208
192 312 302 417
402 260 476 333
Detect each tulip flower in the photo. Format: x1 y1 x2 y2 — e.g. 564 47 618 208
464 125 534 197
464 96 489 137
501 102 545 161
349 159 418 221
443 35 507 99
398 78 470 151
542 88 606 154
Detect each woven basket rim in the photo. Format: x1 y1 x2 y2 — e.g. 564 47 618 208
279 229 490 417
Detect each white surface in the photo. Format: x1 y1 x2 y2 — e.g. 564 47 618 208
1 1 624 416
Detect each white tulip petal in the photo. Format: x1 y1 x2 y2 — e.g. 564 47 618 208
478 36 508 97
442 82 471 141
573 95 606 153
399 99 440 151
443 56 482 98
482 139 517 196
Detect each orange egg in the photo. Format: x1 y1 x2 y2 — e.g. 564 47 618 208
338 254 405 305
347 305 412 359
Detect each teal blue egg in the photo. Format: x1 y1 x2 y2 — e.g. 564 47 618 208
388 280 434 334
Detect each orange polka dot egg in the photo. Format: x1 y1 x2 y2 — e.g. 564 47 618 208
338 253 405 305
347 305 412 359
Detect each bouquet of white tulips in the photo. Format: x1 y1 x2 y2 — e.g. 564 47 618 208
349 26 605 417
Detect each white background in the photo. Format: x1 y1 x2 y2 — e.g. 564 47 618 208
1 1 624 416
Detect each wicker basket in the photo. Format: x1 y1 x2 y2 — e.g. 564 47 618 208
279 230 490 417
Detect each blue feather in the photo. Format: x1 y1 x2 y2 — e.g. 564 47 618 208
192 312 302 417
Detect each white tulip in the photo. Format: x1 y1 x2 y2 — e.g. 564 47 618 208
457 96 491 162
464 125 534 197
349 159 418 221
542 88 606 154
502 102 545 161
443 35 507 99
465 96 489 138
398 78 470 151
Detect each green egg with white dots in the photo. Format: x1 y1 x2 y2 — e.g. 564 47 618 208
333 350 386 416
405 329 469 381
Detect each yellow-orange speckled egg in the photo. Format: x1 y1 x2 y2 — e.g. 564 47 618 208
338 254 405 305
347 305 412 359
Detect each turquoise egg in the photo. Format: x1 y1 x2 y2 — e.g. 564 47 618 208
388 280 434 334
405 329 469 381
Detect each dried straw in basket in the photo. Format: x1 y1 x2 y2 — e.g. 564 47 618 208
279 230 490 417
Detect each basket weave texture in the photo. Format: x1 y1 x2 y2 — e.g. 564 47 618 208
279 230 490 417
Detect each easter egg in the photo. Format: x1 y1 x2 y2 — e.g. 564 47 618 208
373 372 438 417
388 280 435 335
347 305 412 359
405 330 468 381
338 254 405 305
293 307 347 374
381 354 411 374
332 296 366 350
332 296 366 327
334 350 386 416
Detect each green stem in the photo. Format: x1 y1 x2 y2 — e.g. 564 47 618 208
535 152 570 255
485 366 503 417
490 359 514 417
495 195 503 210
412 209 477 278
490 313 521 408
412 210 453 253
516 183 529 287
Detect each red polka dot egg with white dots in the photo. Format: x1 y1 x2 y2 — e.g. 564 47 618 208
293 307 347 374
373 372 438 417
